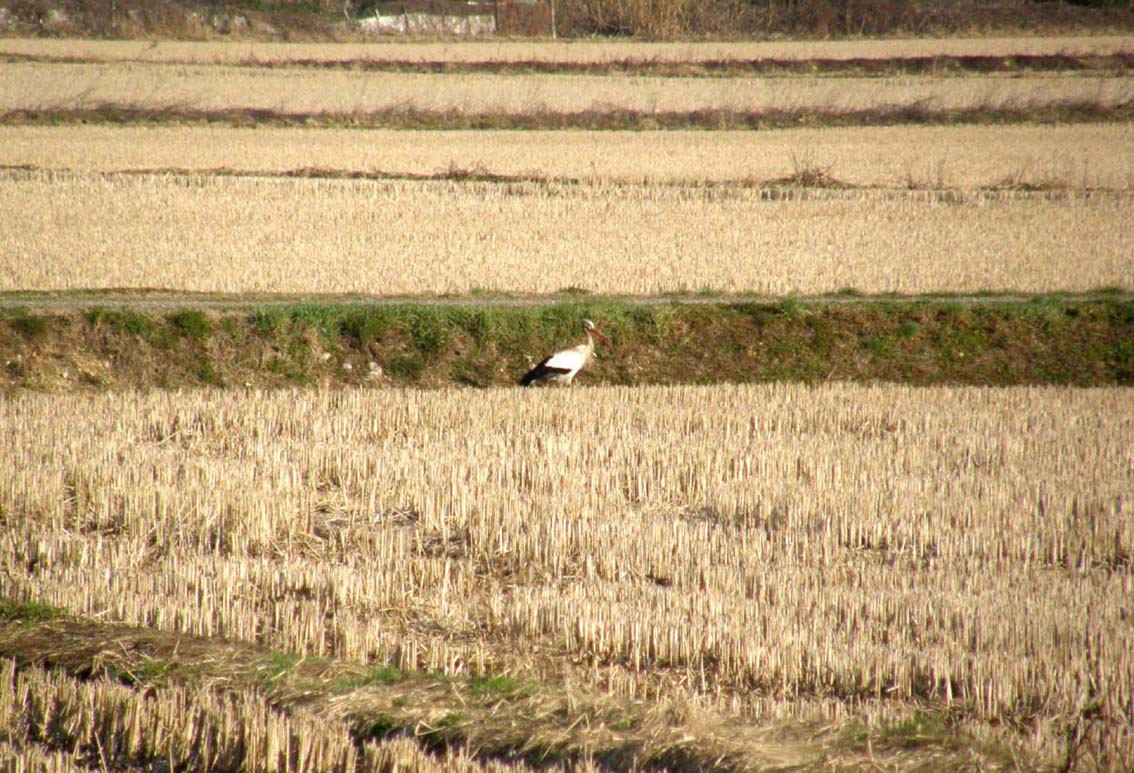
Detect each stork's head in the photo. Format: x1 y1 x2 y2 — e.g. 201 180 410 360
582 319 607 342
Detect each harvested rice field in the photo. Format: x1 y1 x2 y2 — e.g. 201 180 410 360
3 28 1134 772
1 170 1130 296
3 60 1131 116
2 384 1133 769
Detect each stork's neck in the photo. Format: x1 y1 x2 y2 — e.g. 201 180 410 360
583 330 595 361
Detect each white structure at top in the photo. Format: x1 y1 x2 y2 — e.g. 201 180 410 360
358 8 496 36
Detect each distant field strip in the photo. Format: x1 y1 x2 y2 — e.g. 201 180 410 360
3 61 1131 117
3 124 1131 190
1 171 1129 295
2 384 1131 766
2 35 1131 65
6 50 1132 78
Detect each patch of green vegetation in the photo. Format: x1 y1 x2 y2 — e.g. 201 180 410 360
938 300 968 319
897 320 921 338
778 296 802 316
438 711 465 727
609 711 641 732
267 355 311 384
468 673 526 698
861 336 889 356
337 306 395 341
250 306 287 334
453 308 497 346
197 357 222 386
260 651 303 681
453 355 493 387
384 354 425 380
1016 295 1066 322
218 317 242 337
878 710 953 749
86 308 154 336
336 665 406 691
835 719 869 750
168 309 211 339
135 657 176 684
148 327 179 351
121 310 154 335
11 314 47 339
408 311 450 355
0 598 65 624
1109 336 1134 382
804 315 839 357
364 665 406 684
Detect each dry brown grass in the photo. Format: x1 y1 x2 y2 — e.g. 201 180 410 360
3 124 1133 190
1 384 1131 767
3 60 1131 116
1 169 1130 296
2 35 1133 66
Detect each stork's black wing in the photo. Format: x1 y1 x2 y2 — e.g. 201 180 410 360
520 357 573 386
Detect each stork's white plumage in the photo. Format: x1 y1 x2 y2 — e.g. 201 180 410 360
520 319 607 387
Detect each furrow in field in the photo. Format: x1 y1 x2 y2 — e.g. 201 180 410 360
2 124 1131 190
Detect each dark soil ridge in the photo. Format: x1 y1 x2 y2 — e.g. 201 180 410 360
4 162 1129 199
4 51 1133 77
4 99 1132 130
2 297 1131 391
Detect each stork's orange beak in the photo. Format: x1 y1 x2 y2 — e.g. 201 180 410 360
591 327 608 342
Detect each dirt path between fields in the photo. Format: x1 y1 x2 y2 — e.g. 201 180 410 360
2 292 1129 311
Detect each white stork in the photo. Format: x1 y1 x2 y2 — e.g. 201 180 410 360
520 319 607 387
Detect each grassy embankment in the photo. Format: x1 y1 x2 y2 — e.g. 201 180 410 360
2 295 1131 390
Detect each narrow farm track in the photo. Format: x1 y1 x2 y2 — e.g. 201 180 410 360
1 291 1131 311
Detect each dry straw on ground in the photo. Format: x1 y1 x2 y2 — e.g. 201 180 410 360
2 35 1132 65
3 124 1132 190
3 61 1131 116
1 384 1132 766
1 170 1130 295
0 659 552 772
